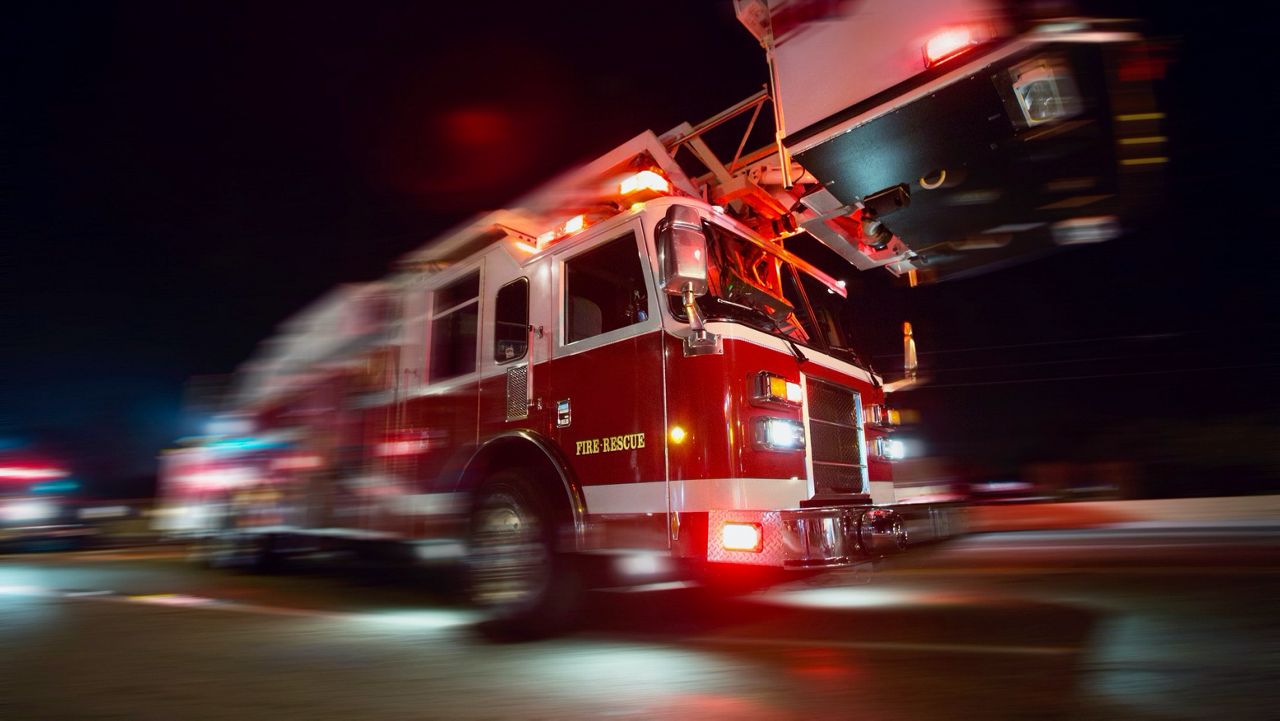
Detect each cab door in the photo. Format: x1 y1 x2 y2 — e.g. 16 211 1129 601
543 223 668 549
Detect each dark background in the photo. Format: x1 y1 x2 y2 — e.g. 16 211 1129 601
4 1 1277 498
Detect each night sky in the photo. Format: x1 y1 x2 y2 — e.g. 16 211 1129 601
5 2 1277 497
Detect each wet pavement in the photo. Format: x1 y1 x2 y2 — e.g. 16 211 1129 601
1 526 1277 720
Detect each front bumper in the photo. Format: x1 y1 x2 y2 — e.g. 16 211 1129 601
707 506 907 569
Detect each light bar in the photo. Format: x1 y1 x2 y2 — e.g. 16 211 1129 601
722 522 763 552
924 27 976 67
620 170 670 196
534 214 590 249
562 214 585 234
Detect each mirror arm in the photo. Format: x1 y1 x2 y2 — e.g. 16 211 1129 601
681 282 722 357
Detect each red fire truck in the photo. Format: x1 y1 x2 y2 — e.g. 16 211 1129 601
159 1 1159 633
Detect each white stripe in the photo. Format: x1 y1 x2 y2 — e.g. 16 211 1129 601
584 477 809 515
701 323 879 385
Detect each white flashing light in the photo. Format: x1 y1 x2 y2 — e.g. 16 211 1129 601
784 381 803 404
877 437 907 461
722 522 764 553
562 214 585 234
619 170 670 196
1 499 57 523
924 27 976 66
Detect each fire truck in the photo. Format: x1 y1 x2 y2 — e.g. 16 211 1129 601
159 1 1160 633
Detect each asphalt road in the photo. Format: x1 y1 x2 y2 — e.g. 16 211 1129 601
1 525 1277 720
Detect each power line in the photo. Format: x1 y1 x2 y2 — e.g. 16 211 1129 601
918 362 1280 389
927 351 1210 374
871 331 1189 358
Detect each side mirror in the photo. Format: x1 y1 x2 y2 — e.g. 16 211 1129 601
655 205 720 356
656 205 709 297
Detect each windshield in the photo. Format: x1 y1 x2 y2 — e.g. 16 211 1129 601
669 222 860 362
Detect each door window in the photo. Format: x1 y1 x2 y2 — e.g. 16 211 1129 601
428 271 479 382
494 278 528 363
564 232 648 344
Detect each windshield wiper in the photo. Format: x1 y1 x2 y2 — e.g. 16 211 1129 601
709 297 808 364
826 345 862 365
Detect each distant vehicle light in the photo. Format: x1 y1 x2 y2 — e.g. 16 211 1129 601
620 170 670 196
1 499 57 523
924 27 976 67
0 467 68 481
722 522 763 552
78 505 130 520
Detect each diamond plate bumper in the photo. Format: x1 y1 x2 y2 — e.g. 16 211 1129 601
707 506 907 568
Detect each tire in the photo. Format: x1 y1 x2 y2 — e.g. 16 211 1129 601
467 471 578 640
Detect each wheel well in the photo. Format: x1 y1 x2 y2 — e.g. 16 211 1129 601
461 433 585 549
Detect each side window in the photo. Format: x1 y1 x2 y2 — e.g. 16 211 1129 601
494 278 528 363
428 271 479 382
564 232 649 344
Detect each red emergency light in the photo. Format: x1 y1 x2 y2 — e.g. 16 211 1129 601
0 466 68 481
924 27 976 67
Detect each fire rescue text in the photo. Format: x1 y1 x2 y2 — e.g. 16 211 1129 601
575 432 646 456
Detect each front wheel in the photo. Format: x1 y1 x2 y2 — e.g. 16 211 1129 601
467 472 577 639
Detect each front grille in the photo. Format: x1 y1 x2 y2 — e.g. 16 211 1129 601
805 377 865 497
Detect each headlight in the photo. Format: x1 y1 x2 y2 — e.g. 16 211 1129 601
754 417 806 451
1 500 57 523
1006 57 1081 128
876 437 907 461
